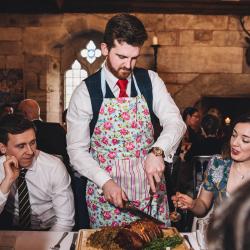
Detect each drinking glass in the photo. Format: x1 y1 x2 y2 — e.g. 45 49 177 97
196 218 210 250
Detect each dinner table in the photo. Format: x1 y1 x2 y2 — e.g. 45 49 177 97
0 230 200 250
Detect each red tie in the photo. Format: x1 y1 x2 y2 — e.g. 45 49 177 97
117 79 128 97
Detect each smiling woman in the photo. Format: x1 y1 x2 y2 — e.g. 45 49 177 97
172 112 250 218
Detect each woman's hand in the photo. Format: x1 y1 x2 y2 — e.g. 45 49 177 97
171 192 195 210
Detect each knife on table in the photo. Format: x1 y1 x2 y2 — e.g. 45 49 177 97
122 201 165 226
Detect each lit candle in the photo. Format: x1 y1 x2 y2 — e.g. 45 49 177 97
225 117 231 125
152 35 158 45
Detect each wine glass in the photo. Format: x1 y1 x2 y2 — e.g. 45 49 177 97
196 218 210 250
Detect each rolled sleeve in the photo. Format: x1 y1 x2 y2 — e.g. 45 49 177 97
149 70 186 162
66 82 111 188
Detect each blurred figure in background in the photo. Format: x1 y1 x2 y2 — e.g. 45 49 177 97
18 99 70 173
0 104 14 118
185 114 224 161
207 180 250 250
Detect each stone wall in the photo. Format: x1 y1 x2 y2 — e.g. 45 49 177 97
0 13 249 121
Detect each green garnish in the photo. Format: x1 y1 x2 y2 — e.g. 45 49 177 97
143 235 183 250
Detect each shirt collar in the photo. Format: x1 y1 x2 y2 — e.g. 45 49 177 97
103 63 132 90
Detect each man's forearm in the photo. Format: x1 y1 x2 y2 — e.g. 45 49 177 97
0 178 13 195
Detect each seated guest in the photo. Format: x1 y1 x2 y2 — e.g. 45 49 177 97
0 114 74 231
207 180 250 250
18 99 70 171
184 114 224 161
172 112 250 217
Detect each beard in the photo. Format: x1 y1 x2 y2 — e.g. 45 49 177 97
106 57 132 80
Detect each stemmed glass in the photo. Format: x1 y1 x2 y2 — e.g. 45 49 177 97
196 218 210 250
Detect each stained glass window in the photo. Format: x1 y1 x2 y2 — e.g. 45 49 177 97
80 40 101 64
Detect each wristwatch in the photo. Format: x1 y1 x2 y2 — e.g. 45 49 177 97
149 147 165 158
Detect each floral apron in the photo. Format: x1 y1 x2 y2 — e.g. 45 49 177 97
86 69 170 228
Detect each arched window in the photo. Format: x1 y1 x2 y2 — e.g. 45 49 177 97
64 60 87 108
64 40 102 108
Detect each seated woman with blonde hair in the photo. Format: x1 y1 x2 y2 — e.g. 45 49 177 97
172 113 250 217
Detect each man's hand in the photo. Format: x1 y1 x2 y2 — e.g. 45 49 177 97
144 153 165 193
102 179 128 208
0 155 20 194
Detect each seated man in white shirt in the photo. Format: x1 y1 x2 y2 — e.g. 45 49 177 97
0 114 74 231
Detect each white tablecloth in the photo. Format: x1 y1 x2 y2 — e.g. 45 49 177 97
0 231 200 250
0 231 76 250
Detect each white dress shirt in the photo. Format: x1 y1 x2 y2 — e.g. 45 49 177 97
67 65 186 189
0 151 75 231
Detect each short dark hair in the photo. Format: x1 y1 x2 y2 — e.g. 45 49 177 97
182 107 198 122
0 114 36 145
103 13 148 50
201 114 220 136
207 180 250 250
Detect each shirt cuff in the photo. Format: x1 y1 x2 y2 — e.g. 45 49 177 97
93 170 112 189
0 189 9 203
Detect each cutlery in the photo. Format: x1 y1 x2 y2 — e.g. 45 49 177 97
123 200 165 225
70 232 78 250
183 235 194 250
50 232 69 250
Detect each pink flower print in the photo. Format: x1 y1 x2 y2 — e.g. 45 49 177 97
111 221 119 227
99 196 106 203
143 149 148 156
108 107 115 114
89 216 96 223
146 138 152 145
92 204 97 211
98 154 106 163
108 151 116 159
99 107 104 114
121 112 130 120
114 208 121 215
112 138 119 145
159 183 165 191
135 150 140 158
139 121 143 127
94 141 101 147
103 211 111 220
86 200 91 207
132 107 137 113
143 109 150 115
133 200 141 207
121 222 127 226
136 136 142 143
87 187 94 195
102 137 109 145
94 127 101 135
131 121 137 128
117 98 125 104
103 121 112 130
120 128 128 135
125 142 135 151
105 165 112 173
158 206 165 214
148 123 153 129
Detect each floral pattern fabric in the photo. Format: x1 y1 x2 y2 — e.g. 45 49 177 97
86 95 170 228
203 155 232 207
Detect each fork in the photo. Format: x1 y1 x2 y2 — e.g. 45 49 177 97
50 232 69 250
